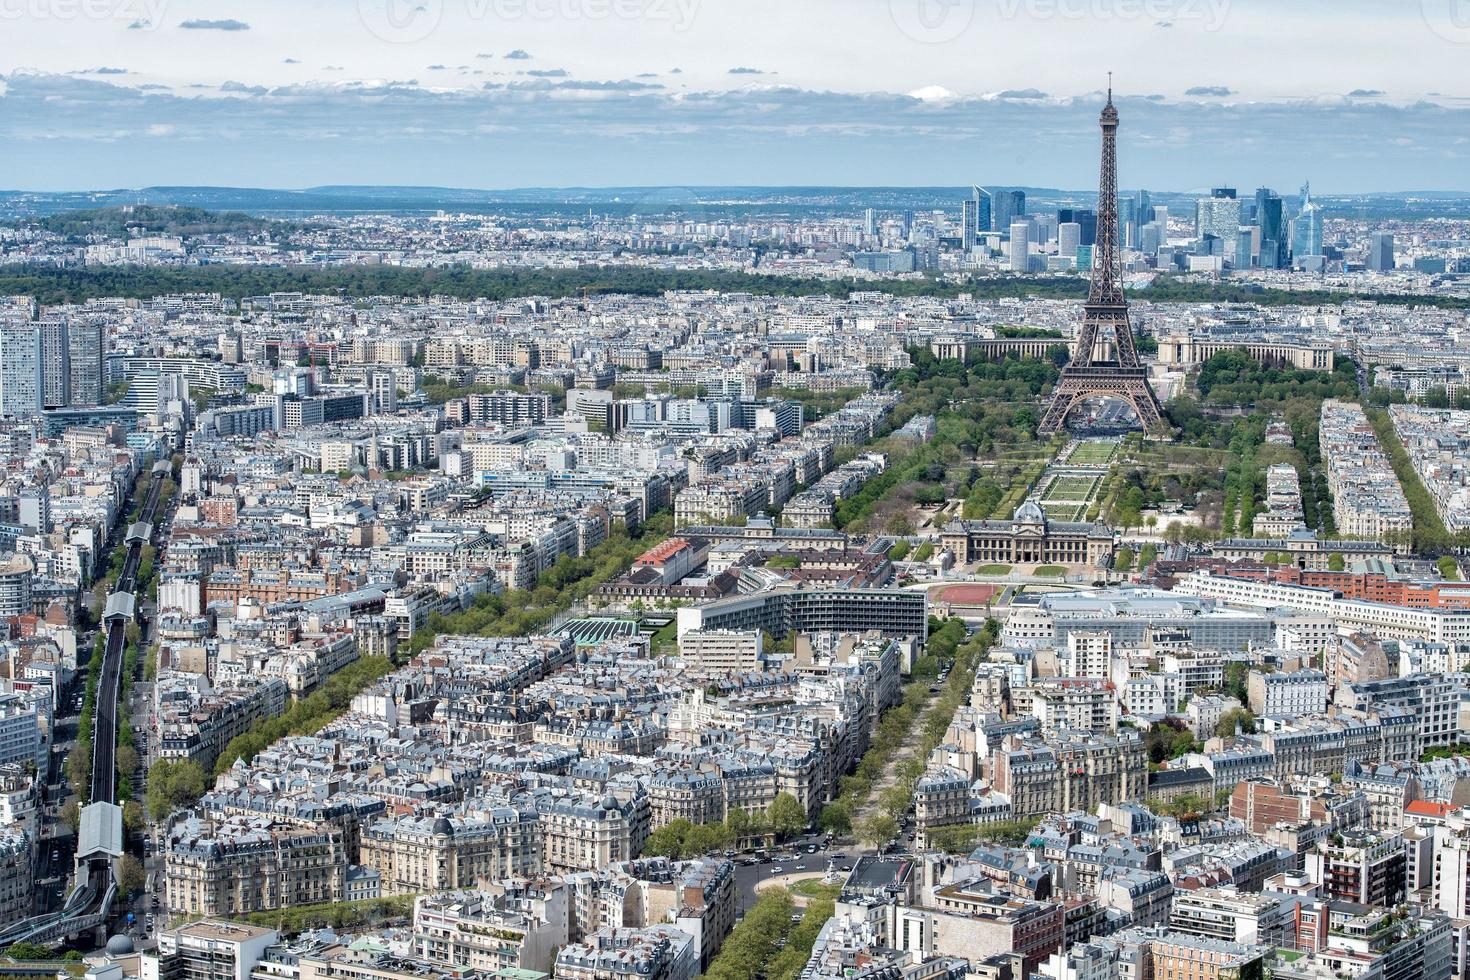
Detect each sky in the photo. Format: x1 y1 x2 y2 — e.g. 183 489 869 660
3 0 1470 192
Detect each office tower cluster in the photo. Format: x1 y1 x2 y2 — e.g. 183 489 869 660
1183 182 1328 272
958 182 1149 275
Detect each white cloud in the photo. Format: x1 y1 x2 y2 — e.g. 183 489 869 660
1 71 1465 191
907 86 957 103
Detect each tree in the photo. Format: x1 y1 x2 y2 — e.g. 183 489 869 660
117 854 146 897
725 807 752 841
878 785 911 821
767 792 807 840
144 758 207 823
5 942 59 960
687 822 731 856
703 888 795 980
926 823 981 853
116 744 139 778
1114 547 1135 572
1440 555 1461 581
60 799 80 834
123 799 145 834
1144 719 1200 764
1216 707 1257 739
818 801 852 836
643 820 692 859
857 813 899 849
1328 553 1346 572
1223 662 1250 703
66 743 90 797
1154 792 1213 819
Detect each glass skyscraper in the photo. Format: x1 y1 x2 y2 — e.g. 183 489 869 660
993 190 1025 238
1290 181 1324 264
961 186 991 249
1255 187 1286 269
1196 194 1242 262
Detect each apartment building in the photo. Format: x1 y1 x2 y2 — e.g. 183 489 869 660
165 818 347 918
1247 669 1328 718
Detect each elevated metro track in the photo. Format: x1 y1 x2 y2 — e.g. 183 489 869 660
0 460 169 949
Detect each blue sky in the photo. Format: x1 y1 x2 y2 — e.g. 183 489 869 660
2 0 1469 191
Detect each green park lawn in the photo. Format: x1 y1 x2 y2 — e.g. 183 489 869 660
1069 441 1118 466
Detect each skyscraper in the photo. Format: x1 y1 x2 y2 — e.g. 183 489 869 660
1255 188 1286 270
1140 222 1162 256
1368 232 1395 272
1058 222 1082 262
0 323 43 419
1196 194 1242 262
1130 189 1152 247
863 208 878 236
1008 221 1032 272
39 319 69 409
1235 229 1254 270
68 320 105 406
1058 208 1097 247
993 190 1026 237
1153 205 1169 236
962 186 992 249
974 186 993 233
1117 197 1137 247
1290 182 1324 265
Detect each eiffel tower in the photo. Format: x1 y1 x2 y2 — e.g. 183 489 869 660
1039 79 1163 434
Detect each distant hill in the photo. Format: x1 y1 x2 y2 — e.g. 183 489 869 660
0 184 1100 219
3 184 1469 223
10 204 288 238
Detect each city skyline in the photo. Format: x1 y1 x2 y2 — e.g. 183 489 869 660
4 0 1470 190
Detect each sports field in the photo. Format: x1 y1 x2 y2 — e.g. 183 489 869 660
934 583 1001 604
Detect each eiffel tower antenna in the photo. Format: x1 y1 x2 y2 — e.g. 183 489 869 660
1039 76 1163 434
